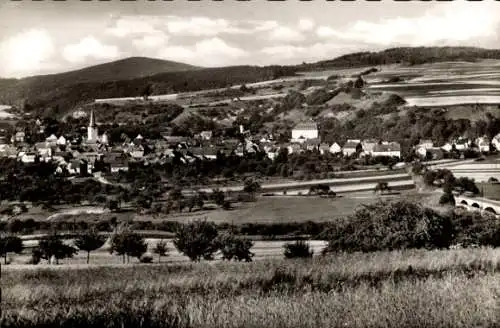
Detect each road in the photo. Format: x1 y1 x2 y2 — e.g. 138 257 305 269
198 173 412 193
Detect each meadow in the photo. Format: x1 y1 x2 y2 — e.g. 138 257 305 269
365 60 500 107
3 247 500 328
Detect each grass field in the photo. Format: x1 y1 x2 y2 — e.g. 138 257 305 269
3 248 500 328
478 182 500 201
12 192 418 224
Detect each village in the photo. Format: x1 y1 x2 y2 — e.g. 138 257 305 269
1 107 499 180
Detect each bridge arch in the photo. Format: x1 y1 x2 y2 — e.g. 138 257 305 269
460 200 468 205
471 203 480 208
484 207 497 214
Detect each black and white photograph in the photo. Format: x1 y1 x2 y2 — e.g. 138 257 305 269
1 0 500 327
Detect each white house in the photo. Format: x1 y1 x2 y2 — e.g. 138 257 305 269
45 134 58 145
361 139 378 156
342 140 360 157
493 133 500 150
57 136 67 146
20 152 37 163
441 143 453 152
329 142 342 154
372 142 401 158
291 121 318 143
475 136 490 153
13 131 25 143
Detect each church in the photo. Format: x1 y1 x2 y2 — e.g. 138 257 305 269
85 110 108 145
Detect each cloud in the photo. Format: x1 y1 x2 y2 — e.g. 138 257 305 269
158 37 247 66
63 36 120 63
316 2 500 46
298 19 315 32
0 29 55 77
106 15 163 38
165 16 248 36
267 26 305 42
133 33 169 50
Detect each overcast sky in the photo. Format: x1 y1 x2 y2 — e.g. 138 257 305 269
0 0 499 78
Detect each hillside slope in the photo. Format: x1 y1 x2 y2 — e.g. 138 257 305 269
1 46 500 117
299 46 500 70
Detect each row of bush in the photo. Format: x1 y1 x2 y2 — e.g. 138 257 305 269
0 218 328 238
0 221 313 265
3 200 500 265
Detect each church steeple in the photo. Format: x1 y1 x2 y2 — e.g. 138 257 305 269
89 110 96 127
87 110 98 142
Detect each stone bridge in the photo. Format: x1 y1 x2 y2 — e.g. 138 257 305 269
455 195 500 217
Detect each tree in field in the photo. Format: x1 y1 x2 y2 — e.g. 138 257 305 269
37 234 78 264
152 239 168 263
217 233 254 262
109 228 148 263
74 228 106 264
439 192 456 206
243 179 261 194
283 240 313 259
0 235 23 264
374 181 390 194
212 188 225 207
173 219 219 261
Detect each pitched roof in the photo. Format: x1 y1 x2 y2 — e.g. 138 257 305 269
343 141 359 149
373 142 401 152
293 121 318 130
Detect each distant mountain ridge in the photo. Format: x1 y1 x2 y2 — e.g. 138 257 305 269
1 46 500 117
298 46 500 70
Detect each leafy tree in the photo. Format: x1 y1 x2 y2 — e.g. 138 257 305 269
109 228 148 263
152 239 169 263
283 240 313 259
374 182 390 194
74 229 106 264
212 188 225 207
243 179 261 194
322 200 454 253
37 234 78 264
0 235 23 264
439 192 456 206
217 233 254 262
173 219 219 261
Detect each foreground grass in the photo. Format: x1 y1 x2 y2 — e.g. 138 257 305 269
2 247 500 328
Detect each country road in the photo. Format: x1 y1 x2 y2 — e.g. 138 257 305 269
198 173 412 193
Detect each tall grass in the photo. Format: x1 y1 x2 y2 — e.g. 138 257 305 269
2 248 500 328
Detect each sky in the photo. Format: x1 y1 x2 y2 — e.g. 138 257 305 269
0 0 499 78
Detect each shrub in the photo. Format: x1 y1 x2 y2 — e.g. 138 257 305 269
217 233 254 262
74 229 106 264
37 234 78 264
451 211 500 247
173 219 219 261
322 200 454 253
109 228 148 263
152 239 169 263
283 240 313 259
439 192 456 206
139 254 154 263
488 177 499 183
0 235 23 264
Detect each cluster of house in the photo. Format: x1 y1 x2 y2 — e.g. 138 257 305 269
415 134 500 160
0 115 405 177
2 111 498 177
289 121 402 158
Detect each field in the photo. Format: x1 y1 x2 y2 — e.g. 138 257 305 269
365 60 500 107
3 248 500 328
12 191 424 225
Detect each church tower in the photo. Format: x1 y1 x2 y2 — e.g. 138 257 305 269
87 110 98 142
